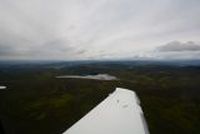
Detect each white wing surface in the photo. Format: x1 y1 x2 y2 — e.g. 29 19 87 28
63 87 149 134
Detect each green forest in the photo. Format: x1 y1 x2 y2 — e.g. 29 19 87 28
0 61 200 134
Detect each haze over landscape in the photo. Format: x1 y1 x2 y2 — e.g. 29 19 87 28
0 0 200 60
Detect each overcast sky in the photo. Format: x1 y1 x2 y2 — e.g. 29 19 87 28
0 0 200 60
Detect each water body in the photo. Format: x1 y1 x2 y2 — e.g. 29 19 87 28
0 86 6 90
56 74 118 81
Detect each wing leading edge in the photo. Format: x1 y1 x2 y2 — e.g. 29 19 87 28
63 87 149 134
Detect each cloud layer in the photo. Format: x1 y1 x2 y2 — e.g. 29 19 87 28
153 41 200 60
157 41 200 52
0 0 200 60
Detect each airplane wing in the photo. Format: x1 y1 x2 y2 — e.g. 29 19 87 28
63 87 149 134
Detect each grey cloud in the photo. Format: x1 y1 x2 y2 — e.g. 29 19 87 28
0 37 86 60
0 45 15 56
151 40 200 60
152 51 200 60
157 41 200 52
0 0 200 60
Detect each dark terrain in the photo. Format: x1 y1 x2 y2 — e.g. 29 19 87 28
0 60 200 134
